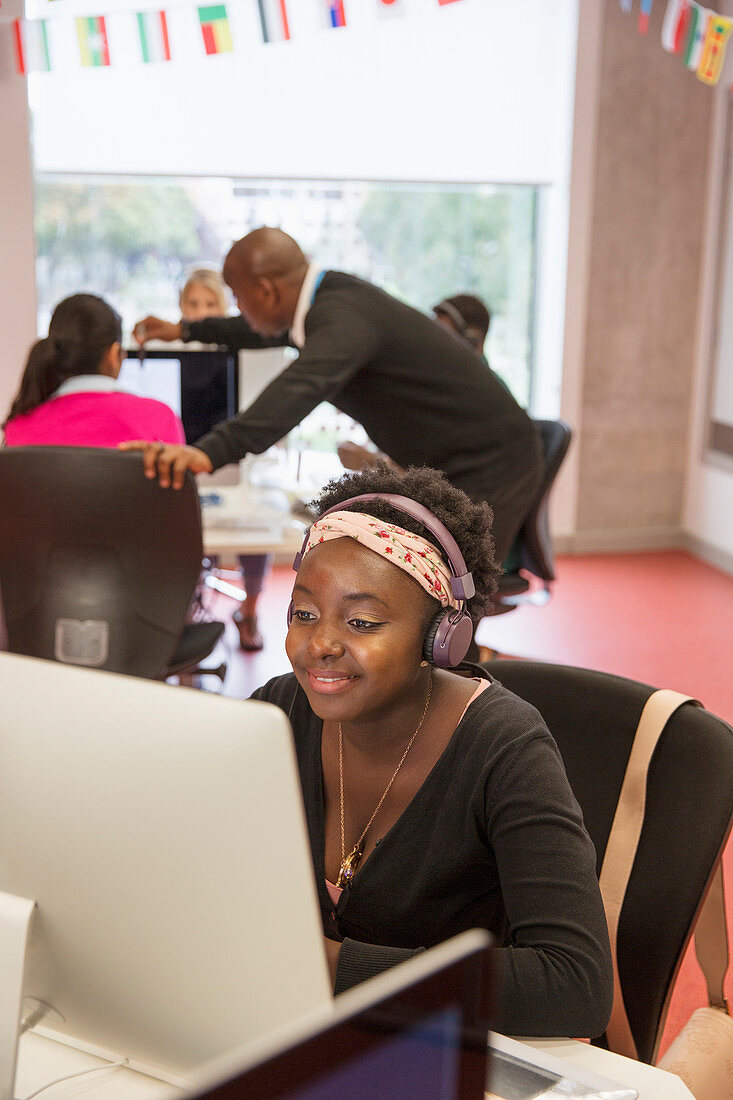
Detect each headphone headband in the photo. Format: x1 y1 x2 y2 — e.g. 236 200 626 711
292 492 475 602
433 299 468 334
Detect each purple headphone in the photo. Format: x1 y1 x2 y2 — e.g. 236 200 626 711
287 493 476 668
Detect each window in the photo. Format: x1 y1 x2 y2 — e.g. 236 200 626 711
34 174 538 482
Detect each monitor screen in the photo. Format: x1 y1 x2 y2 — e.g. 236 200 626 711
122 346 238 446
118 355 182 417
0 653 331 1094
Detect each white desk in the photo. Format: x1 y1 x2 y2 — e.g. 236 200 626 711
16 1031 693 1099
524 1039 694 1100
199 484 306 559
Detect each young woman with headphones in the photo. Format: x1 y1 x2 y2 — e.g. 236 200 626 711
251 464 612 1039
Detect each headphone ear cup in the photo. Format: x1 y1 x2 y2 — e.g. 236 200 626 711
286 600 294 628
423 609 473 668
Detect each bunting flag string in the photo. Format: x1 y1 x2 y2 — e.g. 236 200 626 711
8 0 732 86
620 0 733 86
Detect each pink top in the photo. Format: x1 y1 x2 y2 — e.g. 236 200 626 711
325 678 491 907
4 390 184 449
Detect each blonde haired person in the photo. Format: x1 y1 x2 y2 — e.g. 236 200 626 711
179 267 228 322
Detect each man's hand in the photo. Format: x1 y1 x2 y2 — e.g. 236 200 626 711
133 316 183 344
118 441 213 489
337 441 380 471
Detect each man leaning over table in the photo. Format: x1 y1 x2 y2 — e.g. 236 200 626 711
123 225 542 573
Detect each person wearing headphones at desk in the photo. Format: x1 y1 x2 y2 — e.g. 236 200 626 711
433 292 491 356
124 226 543 579
337 291 498 474
251 463 613 1037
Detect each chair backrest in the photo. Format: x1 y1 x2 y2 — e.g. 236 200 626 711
0 447 204 679
481 658 733 1064
516 419 572 582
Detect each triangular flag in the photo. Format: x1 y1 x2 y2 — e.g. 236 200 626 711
325 0 346 28
257 0 290 43
697 13 733 84
661 0 691 52
198 4 233 54
638 0 654 34
12 18 51 75
76 15 111 67
684 4 710 70
137 11 171 64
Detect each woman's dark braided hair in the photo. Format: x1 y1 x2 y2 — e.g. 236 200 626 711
310 462 499 620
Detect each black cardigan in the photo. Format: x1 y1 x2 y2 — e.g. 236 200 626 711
250 670 613 1039
187 272 543 562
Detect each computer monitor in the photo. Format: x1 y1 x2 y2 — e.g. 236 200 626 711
122 344 239 441
0 653 331 1095
190 929 494 1100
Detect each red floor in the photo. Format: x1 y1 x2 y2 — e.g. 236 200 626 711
211 548 733 1060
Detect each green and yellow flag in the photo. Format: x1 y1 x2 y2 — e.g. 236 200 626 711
76 15 110 67
198 5 233 55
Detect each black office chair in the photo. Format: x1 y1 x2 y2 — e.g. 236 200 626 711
481 658 733 1065
0 447 225 682
490 418 572 614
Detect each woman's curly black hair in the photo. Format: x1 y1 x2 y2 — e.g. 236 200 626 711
309 463 499 619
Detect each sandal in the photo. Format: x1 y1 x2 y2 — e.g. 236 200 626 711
233 610 264 652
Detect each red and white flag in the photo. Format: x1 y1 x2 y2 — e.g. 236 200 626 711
13 18 52 75
661 0 691 53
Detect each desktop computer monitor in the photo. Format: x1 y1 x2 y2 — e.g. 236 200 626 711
0 653 331 1094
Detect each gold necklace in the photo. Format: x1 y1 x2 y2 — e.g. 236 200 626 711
336 673 433 889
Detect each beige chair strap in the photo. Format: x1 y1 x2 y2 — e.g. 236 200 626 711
694 863 729 1011
598 689 728 1060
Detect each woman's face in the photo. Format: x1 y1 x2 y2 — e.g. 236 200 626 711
286 537 435 728
180 283 224 321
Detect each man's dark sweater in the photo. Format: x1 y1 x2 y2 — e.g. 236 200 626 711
187 271 543 562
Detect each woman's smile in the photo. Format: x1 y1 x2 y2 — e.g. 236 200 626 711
307 670 359 694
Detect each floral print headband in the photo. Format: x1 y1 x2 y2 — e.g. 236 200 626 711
303 510 461 610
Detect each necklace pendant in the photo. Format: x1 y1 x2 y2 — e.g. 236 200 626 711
336 841 364 888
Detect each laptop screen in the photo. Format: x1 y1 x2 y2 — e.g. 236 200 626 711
189 930 493 1100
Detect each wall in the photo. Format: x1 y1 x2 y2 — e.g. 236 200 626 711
683 14 733 571
28 0 576 185
567 0 714 552
0 10 39 424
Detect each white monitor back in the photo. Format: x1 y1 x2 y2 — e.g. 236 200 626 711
0 653 330 1086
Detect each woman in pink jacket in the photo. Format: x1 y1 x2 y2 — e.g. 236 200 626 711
3 294 183 448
